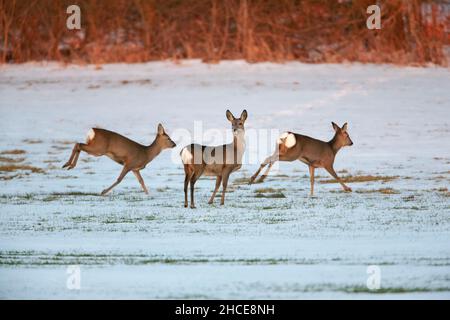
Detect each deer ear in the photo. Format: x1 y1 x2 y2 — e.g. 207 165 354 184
240 109 248 122
332 122 340 132
226 110 235 121
157 123 165 135
341 122 348 132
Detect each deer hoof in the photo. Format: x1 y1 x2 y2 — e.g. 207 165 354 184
100 190 108 196
344 187 352 192
190 205 196 209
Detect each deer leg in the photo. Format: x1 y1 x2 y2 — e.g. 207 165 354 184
208 176 222 205
190 171 203 209
64 143 98 170
249 164 266 184
184 170 194 208
309 165 315 196
101 166 130 196
249 153 278 184
62 144 78 168
257 161 276 183
133 170 148 194
220 169 232 205
325 165 352 192
63 143 85 169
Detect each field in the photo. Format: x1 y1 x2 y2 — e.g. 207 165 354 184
0 61 449 299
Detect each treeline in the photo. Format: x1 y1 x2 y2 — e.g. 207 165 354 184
1 0 448 65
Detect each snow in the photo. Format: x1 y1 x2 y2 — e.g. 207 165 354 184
0 60 449 299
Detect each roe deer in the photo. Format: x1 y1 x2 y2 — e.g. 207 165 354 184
62 124 176 195
180 110 247 208
249 122 353 195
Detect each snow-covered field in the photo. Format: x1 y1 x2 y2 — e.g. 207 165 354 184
0 61 449 299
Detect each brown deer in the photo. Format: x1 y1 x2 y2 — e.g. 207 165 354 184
180 110 247 208
249 122 353 195
62 124 176 195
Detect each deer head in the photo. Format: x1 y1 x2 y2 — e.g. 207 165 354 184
226 109 248 137
156 123 176 149
332 122 353 147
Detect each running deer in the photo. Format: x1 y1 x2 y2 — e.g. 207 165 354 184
62 124 176 195
180 110 248 208
249 122 353 195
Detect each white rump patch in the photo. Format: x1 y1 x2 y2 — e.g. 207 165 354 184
180 147 193 164
277 132 296 148
86 128 95 143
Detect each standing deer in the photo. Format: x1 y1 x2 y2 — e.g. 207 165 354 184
62 124 176 195
180 110 248 208
249 122 353 195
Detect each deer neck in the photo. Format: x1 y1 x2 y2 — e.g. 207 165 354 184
328 135 343 155
146 138 163 161
233 130 246 158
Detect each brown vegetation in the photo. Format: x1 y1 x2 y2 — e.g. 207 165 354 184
0 149 26 155
0 156 25 163
0 165 45 174
355 188 400 194
319 175 398 184
1 0 448 65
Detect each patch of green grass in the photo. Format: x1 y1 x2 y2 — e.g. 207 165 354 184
255 192 286 198
50 191 99 196
254 187 284 193
122 195 146 202
402 195 415 201
23 193 34 200
43 195 59 202
254 187 286 198
272 174 289 178
51 145 70 151
103 217 138 224
342 286 450 294
22 139 43 144
0 174 24 180
233 177 251 185
71 215 96 223
392 206 423 210
262 217 289 224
